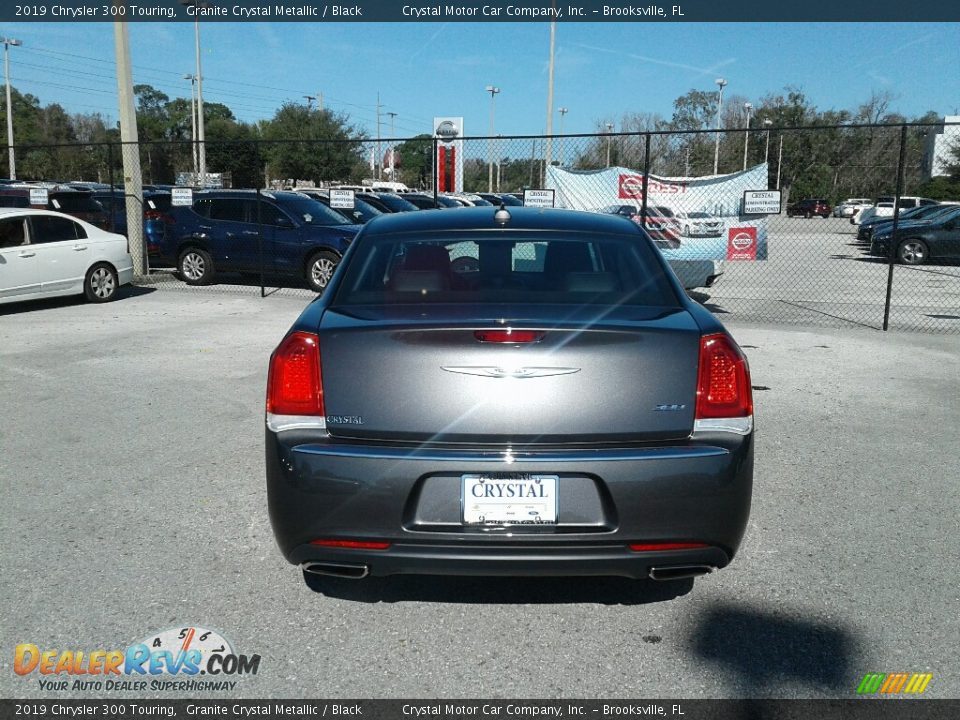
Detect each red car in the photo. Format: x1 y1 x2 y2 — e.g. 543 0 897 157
786 198 832 219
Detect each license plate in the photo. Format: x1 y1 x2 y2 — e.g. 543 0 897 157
461 474 558 525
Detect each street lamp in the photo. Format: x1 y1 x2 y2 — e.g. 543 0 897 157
558 107 568 166
605 122 614 168
763 118 773 165
485 85 500 193
180 1 207 185
184 74 198 179
742 102 753 171
712 77 727 175
2 36 22 180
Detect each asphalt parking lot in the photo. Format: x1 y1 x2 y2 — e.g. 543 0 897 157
2 281 958 700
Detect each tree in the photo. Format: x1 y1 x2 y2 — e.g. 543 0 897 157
262 103 365 183
394 134 433 189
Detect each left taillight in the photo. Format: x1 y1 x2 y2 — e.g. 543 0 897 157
266 331 326 432
693 333 753 435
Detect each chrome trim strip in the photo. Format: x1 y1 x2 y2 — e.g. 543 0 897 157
692 416 753 436
293 444 728 462
266 413 328 433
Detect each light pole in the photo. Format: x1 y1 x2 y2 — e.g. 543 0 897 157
485 85 500 193
2 36 22 180
776 133 784 190
558 107 568 166
386 111 397 179
543 19 556 176
184 74 198 179
742 102 753 171
763 118 773 165
180 1 209 185
712 77 727 175
605 123 614 168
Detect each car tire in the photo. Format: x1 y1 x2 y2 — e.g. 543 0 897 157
178 247 215 285
897 239 928 265
84 263 119 303
306 250 340 293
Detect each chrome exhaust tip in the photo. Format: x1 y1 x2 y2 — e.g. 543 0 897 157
302 561 370 579
649 565 714 581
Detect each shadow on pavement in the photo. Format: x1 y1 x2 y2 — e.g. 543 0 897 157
306 574 694 606
689 602 861 698
0 285 155 315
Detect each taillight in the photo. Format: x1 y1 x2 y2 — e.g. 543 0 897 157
629 542 709 552
474 329 544 343
310 539 390 550
694 333 753 434
266 331 326 431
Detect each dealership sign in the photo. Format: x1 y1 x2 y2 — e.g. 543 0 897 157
171 188 193 207
727 227 758 261
523 189 555 208
329 188 355 209
618 174 689 199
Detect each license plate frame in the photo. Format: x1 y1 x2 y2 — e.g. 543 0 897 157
461 474 558 525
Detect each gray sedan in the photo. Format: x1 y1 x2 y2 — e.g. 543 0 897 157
265 207 754 592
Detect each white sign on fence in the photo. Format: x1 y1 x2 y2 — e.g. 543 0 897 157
329 188 356 209
29 188 49 206
742 190 781 215
523 189 555 208
171 188 194 207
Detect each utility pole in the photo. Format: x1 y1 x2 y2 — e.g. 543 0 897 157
742 102 753 171
184 74 198 179
317 92 323 112
2 36 22 180
303 95 315 109
605 123 614 167
558 107 568 166
113 16 146 276
713 77 727 175
486 85 500 193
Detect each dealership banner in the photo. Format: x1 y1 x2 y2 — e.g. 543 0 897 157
545 164 769 262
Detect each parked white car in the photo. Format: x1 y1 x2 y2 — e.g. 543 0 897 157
675 210 723 237
0 209 133 305
834 198 873 218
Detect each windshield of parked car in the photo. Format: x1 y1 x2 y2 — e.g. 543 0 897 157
332 231 681 308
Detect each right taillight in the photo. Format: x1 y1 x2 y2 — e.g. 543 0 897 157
266 331 326 432
694 333 753 435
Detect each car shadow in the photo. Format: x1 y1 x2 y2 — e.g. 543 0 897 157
0 285 155 315
689 602 861 699
307 574 694 605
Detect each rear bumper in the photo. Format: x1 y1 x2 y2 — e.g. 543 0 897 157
267 431 753 578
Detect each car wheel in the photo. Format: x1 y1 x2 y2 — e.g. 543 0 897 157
897 240 928 265
306 250 339 293
84 263 118 303
179 248 214 285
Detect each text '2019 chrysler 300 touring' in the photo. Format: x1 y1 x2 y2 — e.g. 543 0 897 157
265 206 753 592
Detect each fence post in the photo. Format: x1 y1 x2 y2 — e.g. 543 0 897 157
107 142 116 233
432 136 438 202
640 133 651 227
881 124 908 331
256 188 265 298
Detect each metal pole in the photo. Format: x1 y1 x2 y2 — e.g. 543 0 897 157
387 111 397 180
558 107 567 166
375 92 382 181
544 18 556 174
194 18 206 185
640 133 651 228
776 133 783 190
605 123 614 167
882 124 909 332
2 37 21 180
713 78 726 175
742 103 752 171
486 86 499 192
185 74 198 179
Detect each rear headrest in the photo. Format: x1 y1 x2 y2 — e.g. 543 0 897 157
391 270 447 293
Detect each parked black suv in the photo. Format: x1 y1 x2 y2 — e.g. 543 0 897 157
160 190 360 292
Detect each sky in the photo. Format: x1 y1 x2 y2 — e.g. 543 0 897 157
1 20 958 140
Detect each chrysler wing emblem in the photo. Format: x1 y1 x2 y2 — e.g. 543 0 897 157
441 366 580 379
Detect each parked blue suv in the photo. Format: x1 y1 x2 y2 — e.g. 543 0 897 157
160 190 360 292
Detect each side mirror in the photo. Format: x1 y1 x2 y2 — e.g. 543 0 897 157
275 216 293 228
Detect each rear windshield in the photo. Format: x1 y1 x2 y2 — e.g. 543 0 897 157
332 231 680 308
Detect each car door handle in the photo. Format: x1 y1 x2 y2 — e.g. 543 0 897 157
242 231 259 236
198 225 212 231
73 244 88 251
18 251 36 258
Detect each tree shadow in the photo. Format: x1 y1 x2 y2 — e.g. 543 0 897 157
305 573 694 606
689 602 861 699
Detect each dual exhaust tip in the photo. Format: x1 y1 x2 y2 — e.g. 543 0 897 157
302 562 714 582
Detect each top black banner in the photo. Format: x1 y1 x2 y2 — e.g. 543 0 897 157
4 0 960 22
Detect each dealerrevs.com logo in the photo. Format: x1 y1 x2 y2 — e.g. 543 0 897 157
14 626 260 692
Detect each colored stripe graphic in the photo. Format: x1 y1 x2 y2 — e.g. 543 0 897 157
857 673 886 694
857 672 932 694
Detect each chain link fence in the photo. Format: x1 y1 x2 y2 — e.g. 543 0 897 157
6 122 958 332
